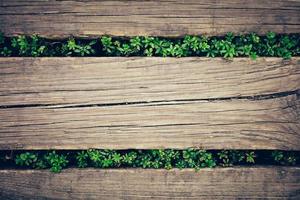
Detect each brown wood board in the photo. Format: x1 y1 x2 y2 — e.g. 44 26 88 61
1 57 299 106
0 94 299 150
0 0 299 37
0 58 299 150
0 167 299 199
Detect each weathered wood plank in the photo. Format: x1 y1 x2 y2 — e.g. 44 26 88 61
0 57 299 150
0 167 299 199
0 0 299 37
1 57 299 106
0 95 299 150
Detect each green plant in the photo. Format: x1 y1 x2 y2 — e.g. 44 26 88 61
15 152 38 166
6 149 300 173
63 38 96 56
137 153 152 168
87 149 103 167
182 35 200 54
272 151 297 165
213 39 237 58
11 35 46 56
276 35 298 59
245 151 256 163
182 149 199 168
100 36 116 55
0 33 12 56
182 149 216 170
87 149 119 168
142 36 156 56
217 150 257 166
1 47 12 56
285 154 297 165
34 160 48 169
112 152 122 167
115 42 133 56
44 151 68 173
1 33 299 58
149 149 179 169
198 150 216 168
15 152 47 169
218 150 233 167
130 36 142 52
182 35 210 55
76 151 89 168
122 151 138 166
217 150 245 166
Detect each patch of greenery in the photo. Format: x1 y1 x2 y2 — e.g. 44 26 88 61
44 151 69 173
217 150 257 167
99 33 299 59
217 150 245 166
61 38 96 56
0 32 299 58
11 35 46 56
15 152 39 167
271 151 297 166
15 151 68 172
3 149 297 173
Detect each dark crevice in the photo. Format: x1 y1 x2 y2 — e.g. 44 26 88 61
0 150 299 173
0 90 298 110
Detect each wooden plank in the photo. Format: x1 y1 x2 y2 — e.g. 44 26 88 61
0 167 299 199
1 57 299 106
0 57 299 150
0 95 299 150
0 0 299 37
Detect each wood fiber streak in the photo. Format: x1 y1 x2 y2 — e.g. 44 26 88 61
0 57 299 106
0 167 299 199
0 0 299 37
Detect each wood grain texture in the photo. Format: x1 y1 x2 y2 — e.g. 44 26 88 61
1 57 299 106
0 95 299 150
0 167 299 199
0 57 299 150
0 0 299 37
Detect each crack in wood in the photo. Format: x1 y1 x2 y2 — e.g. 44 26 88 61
0 90 298 110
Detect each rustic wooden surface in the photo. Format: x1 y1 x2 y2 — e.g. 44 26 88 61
1 57 299 106
0 94 299 150
0 0 299 37
0 57 299 150
0 167 299 199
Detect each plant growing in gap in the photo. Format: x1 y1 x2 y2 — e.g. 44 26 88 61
62 38 96 56
11 35 46 56
10 149 300 173
44 151 68 173
272 151 297 165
